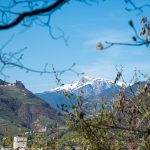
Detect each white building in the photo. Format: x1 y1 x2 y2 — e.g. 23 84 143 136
13 136 27 150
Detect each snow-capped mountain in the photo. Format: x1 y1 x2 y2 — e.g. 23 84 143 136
50 76 123 93
51 76 123 98
36 76 123 110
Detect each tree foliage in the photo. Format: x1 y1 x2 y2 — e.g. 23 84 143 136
59 72 150 150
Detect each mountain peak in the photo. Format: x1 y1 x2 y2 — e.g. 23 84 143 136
49 76 123 94
79 76 93 83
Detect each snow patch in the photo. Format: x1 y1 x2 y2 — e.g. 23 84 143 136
49 76 125 93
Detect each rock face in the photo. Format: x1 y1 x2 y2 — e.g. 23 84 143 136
0 79 64 135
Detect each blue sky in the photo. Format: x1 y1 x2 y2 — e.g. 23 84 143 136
0 0 150 92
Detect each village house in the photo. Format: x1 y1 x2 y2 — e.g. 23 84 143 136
13 136 27 150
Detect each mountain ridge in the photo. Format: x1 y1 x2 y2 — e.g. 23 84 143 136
49 76 124 92
37 76 147 112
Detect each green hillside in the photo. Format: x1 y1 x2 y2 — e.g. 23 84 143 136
0 80 64 135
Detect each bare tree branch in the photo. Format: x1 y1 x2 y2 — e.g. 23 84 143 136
0 0 69 30
97 20 150 50
0 36 83 79
124 0 150 14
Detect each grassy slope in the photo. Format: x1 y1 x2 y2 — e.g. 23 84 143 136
0 84 64 135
